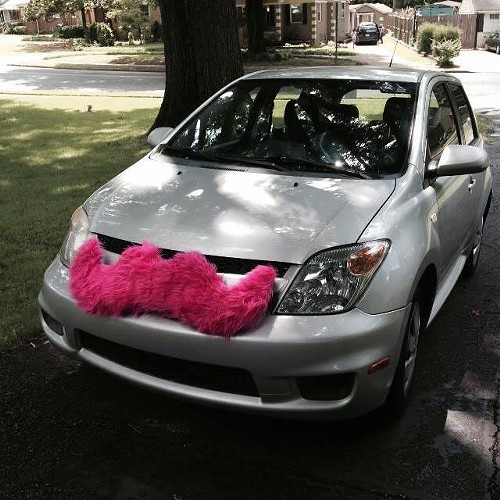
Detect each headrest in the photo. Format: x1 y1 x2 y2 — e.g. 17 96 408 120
383 97 412 122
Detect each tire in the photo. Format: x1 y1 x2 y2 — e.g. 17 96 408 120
485 44 489 52
462 216 484 278
496 45 500 55
383 289 424 417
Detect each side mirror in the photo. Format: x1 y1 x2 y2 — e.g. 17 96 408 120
427 144 489 178
147 127 174 148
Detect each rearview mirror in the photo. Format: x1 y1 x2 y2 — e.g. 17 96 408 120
147 127 174 148
427 144 489 178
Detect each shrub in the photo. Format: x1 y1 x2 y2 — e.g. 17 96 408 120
432 38 461 67
417 23 461 56
12 25 26 35
88 22 115 47
417 23 435 55
6 22 26 35
59 25 85 39
68 38 87 51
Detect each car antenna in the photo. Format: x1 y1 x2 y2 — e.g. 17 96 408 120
389 38 399 68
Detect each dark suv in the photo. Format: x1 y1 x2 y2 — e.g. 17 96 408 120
485 32 500 54
354 22 379 45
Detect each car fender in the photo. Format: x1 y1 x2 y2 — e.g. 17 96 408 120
355 164 440 315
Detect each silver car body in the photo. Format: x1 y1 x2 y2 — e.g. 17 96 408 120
39 68 492 419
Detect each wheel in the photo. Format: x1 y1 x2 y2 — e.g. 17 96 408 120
485 44 489 51
383 290 424 416
496 45 500 55
462 216 484 278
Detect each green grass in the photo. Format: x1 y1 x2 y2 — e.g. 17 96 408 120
0 98 158 350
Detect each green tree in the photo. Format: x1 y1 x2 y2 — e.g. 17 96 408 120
107 0 152 42
151 0 243 129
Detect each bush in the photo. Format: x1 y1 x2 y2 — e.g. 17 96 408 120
12 25 26 35
417 23 436 55
432 38 461 67
417 23 461 56
6 22 26 35
433 25 461 43
59 25 85 39
88 22 115 47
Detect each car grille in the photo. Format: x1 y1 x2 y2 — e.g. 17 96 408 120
97 234 290 278
96 234 291 277
78 330 259 397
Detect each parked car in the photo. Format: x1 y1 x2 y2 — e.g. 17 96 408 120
39 68 492 420
484 32 500 54
353 22 380 45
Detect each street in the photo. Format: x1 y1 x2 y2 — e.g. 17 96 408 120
1 43 500 499
0 66 164 95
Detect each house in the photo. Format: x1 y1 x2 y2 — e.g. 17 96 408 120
235 1 351 45
460 0 500 46
0 0 28 29
349 2 392 30
417 1 461 17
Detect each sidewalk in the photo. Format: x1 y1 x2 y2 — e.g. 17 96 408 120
2 33 500 74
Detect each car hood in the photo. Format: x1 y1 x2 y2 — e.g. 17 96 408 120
86 158 395 264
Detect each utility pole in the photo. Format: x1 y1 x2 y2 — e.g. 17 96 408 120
335 1 339 65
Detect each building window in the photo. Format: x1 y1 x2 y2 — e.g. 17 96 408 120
341 3 346 19
491 13 500 20
316 4 322 22
290 4 303 23
265 5 276 28
140 4 149 18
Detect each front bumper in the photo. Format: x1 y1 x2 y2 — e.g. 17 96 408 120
38 258 411 420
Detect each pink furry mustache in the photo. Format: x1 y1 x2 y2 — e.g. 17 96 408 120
69 238 276 337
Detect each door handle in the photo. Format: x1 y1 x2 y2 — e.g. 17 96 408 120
468 177 476 192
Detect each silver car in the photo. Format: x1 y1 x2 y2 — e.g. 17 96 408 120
39 68 492 420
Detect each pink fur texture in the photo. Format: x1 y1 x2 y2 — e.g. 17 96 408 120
69 238 276 337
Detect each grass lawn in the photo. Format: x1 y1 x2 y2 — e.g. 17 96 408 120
0 97 159 350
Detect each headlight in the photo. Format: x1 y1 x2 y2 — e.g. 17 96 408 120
59 206 91 268
276 240 390 315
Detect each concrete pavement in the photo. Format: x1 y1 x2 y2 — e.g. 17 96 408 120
3 33 500 74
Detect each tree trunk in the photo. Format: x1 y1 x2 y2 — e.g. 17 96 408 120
246 0 265 54
80 7 87 32
151 0 244 130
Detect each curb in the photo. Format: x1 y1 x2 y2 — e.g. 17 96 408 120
8 62 164 73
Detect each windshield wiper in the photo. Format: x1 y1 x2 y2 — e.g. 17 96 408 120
160 147 288 171
261 156 372 179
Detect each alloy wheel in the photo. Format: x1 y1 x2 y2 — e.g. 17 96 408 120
403 301 421 397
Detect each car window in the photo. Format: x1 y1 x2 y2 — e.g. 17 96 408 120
172 87 260 150
448 83 477 145
426 83 459 158
167 79 417 177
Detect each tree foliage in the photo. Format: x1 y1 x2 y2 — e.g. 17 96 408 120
106 0 154 41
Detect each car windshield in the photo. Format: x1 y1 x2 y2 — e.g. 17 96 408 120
163 78 417 178
359 25 377 32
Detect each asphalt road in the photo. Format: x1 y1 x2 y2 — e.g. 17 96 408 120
0 65 499 118
0 66 165 95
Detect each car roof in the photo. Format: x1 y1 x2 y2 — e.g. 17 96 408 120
243 67 440 84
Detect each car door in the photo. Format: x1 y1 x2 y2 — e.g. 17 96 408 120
425 81 481 277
